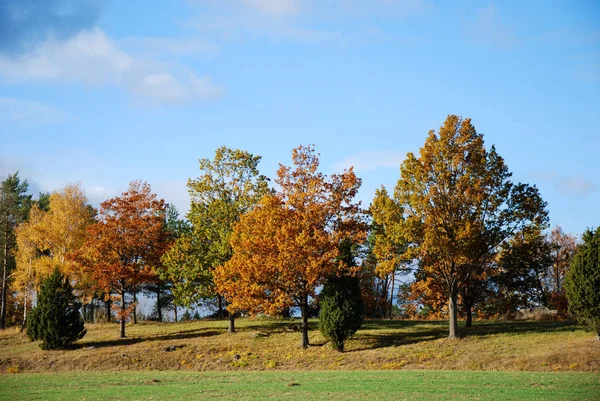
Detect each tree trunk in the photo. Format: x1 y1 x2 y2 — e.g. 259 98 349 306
228 314 235 333
0 226 9 330
132 290 137 324
105 298 111 323
465 303 472 328
389 273 395 320
156 285 162 322
89 301 95 323
380 276 389 319
120 290 126 338
19 291 28 332
448 280 459 339
174 306 178 322
300 296 309 349
217 294 224 318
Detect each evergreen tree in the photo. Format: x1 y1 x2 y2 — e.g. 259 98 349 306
319 275 364 351
565 227 600 341
0 172 32 329
27 269 86 349
319 241 365 352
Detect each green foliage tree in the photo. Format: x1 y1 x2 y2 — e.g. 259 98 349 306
160 147 270 333
565 227 600 341
35 192 51 212
144 204 188 323
490 226 552 317
319 274 364 352
319 241 365 351
26 268 86 349
0 172 32 329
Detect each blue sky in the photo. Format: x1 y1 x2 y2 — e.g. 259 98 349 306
1 0 599 237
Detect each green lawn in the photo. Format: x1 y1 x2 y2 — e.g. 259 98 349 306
1 370 599 401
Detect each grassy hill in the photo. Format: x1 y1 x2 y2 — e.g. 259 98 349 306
1 319 598 373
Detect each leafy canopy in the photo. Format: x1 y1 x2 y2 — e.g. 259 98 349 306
215 145 367 331
394 115 548 337
160 147 270 308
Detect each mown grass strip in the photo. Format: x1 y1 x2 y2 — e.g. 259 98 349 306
2 370 599 401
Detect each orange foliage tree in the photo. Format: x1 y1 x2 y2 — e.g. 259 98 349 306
215 145 367 348
395 115 548 338
81 181 170 338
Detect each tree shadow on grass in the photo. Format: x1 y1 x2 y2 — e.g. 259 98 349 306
347 319 581 351
240 320 320 334
350 327 448 351
465 320 580 336
77 328 222 349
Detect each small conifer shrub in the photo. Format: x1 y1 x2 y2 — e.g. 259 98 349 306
27 269 86 349
319 275 364 352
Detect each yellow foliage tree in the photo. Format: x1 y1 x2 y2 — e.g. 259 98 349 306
14 184 96 325
369 186 407 318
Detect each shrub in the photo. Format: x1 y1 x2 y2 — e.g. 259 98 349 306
27 268 87 349
565 227 600 341
319 275 364 351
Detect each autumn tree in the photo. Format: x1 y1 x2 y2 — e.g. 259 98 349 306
159 147 269 332
565 227 600 341
82 181 169 338
13 205 45 329
545 226 578 311
215 145 367 348
394 115 548 338
0 172 32 329
369 187 407 318
13 184 96 328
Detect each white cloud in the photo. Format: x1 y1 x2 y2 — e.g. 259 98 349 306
556 176 596 197
532 171 596 198
121 36 218 57
153 180 191 217
467 4 518 48
186 0 429 42
241 0 302 17
129 71 223 105
0 29 223 104
0 97 66 125
0 29 133 84
333 151 405 173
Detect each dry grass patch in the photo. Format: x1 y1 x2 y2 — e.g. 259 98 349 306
0 319 598 373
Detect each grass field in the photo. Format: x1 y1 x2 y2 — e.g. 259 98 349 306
1 319 598 373
1 319 599 400
1 370 599 401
